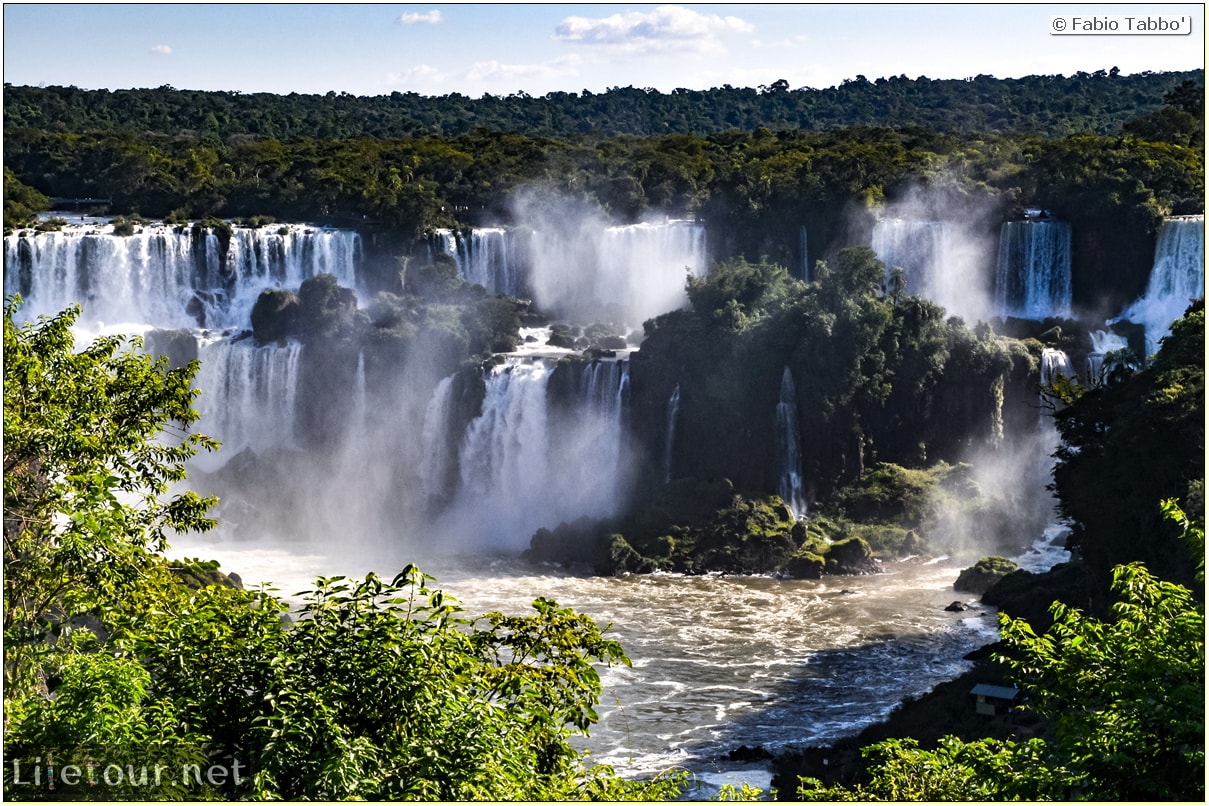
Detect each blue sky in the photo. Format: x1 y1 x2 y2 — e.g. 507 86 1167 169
3 3 1204 96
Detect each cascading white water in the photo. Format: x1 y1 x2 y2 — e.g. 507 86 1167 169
799 225 809 282
430 227 527 297
1114 215 1205 356
872 219 946 298
1086 330 1131 384
664 383 681 484
347 351 368 452
1039 348 1076 388
430 222 703 323
994 220 1072 320
581 358 627 416
1088 330 1128 354
775 367 808 518
419 375 459 502
436 356 630 552
5 224 212 329
4 222 361 330
4 221 363 481
222 225 361 326
190 336 304 473
1038 347 1078 413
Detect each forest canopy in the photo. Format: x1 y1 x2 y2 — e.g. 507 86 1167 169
3 70 1201 140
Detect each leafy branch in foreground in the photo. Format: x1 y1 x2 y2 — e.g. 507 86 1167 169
85 567 684 800
3 297 218 698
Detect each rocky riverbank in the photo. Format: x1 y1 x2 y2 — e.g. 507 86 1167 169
769 556 1088 798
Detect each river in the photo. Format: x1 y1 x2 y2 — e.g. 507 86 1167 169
167 530 1067 794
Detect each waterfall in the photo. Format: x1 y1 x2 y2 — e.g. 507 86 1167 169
457 361 552 519
581 359 626 415
1039 347 1078 412
4 222 362 330
664 384 681 484
5 224 209 329
430 221 703 322
347 351 368 452
191 337 303 472
419 375 458 502
1039 348 1077 387
871 218 993 323
995 220 1072 320
438 356 630 551
1114 215 1205 356
799 225 809 282
775 367 807 518
872 219 946 298
576 359 628 495
223 225 361 326
597 222 706 324
430 227 527 297
1086 330 1132 384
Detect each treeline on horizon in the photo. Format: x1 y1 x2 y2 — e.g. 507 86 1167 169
3 69 1202 140
5 70 1203 322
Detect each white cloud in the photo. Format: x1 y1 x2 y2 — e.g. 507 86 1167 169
386 64 447 88
150 44 172 56
399 10 442 25
555 5 753 54
464 54 582 84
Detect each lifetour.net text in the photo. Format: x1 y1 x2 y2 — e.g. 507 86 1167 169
6 751 248 799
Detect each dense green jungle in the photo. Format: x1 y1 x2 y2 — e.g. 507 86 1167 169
2 71 1205 800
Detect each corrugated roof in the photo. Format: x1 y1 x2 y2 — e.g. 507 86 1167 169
970 683 1019 700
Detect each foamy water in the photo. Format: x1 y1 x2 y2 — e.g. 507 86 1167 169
166 531 1061 788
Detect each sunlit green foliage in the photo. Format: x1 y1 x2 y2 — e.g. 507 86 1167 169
797 736 1067 801
1000 558 1204 800
2 298 218 696
99 568 685 801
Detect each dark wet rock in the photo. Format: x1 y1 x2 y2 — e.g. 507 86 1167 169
251 287 300 342
982 560 1089 632
728 744 773 762
944 600 970 612
145 328 199 369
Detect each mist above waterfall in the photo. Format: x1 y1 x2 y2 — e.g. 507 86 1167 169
923 423 1060 561
508 186 707 327
869 182 999 325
